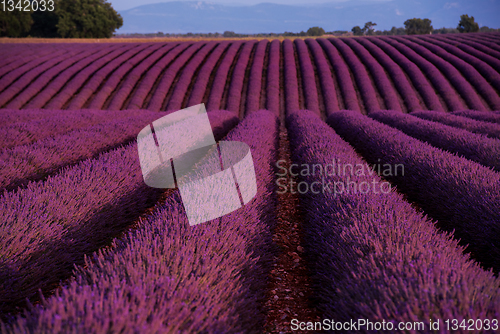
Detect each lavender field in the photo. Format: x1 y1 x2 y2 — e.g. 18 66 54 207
1 33 500 333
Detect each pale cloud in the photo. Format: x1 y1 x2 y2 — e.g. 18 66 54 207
395 8 403 15
443 2 460 9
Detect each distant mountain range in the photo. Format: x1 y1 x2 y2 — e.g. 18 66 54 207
117 0 500 34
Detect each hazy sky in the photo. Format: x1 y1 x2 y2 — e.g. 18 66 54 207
109 0 390 11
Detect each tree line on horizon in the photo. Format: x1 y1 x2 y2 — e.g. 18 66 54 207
2 2 499 39
351 15 499 36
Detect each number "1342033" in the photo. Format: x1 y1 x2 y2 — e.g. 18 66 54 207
1 0 54 12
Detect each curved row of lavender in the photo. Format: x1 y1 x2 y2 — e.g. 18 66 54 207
327 110 500 273
453 110 500 124
329 38 381 113
0 111 171 191
404 36 500 110
205 41 243 111
107 44 180 111
0 109 239 318
283 39 300 113
0 48 73 93
304 38 339 115
126 42 189 110
379 37 465 111
0 109 148 148
369 110 500 171
342 38 402 112
6 47 108 110
411 110 500 139
166 41 219 112
225 41 256 114
245 39 268 114
0 47 87 107
67 44 153 111
316 38 360 112
418 35 500 91
366 37 444 112
265 39 280 115
294 39 320 114
26 45 129 110
287 109 500 327
45 44 135 110
1 110 279 333
186 41 230 108
1 34 499 115
147 42 206 112
354 38 422 112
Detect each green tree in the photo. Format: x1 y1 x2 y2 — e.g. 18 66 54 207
307 26 325 36
30 10 59 37
404 18 433 35
352 25 363 36
0 10 33 37
363 21 377 35
56 0 123 38
457 14 479 33
223 30 236 37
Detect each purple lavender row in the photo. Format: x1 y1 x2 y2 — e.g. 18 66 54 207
0 110 239 318
343 37 402 112
147 42 206 112
0 46 57 80
367 37 444 112
225 40 257 114
430 35 500 74
287 109 500 325
0 48 85 107
0 108 66 127
186 41 230 107
283 39 300 113
459 34 500 52
294 39 320 114
411 110 500 140
445 34 500 59
6 48 107 109
0 47 72 91
304 38 339 115
44 44 135 110
265 39 280 115
25 45 124 109
0 109 162 149
316 38 360 111
127 42 190 110
88 44 165 110
1 110 277 333
206 41 243 111
0 111 174 192
407 36 500 110
370 110 500 171
330 38 381 113
166 41 219 112
103 43 177 110
452 110 500 124
327 110 500 273
380 37 465 111
245 39 268 114
355 37 423 112
66 44 151 110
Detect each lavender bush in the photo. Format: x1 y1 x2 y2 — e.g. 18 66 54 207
411 110 500 139
369 110 500 171
328 110 500 273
